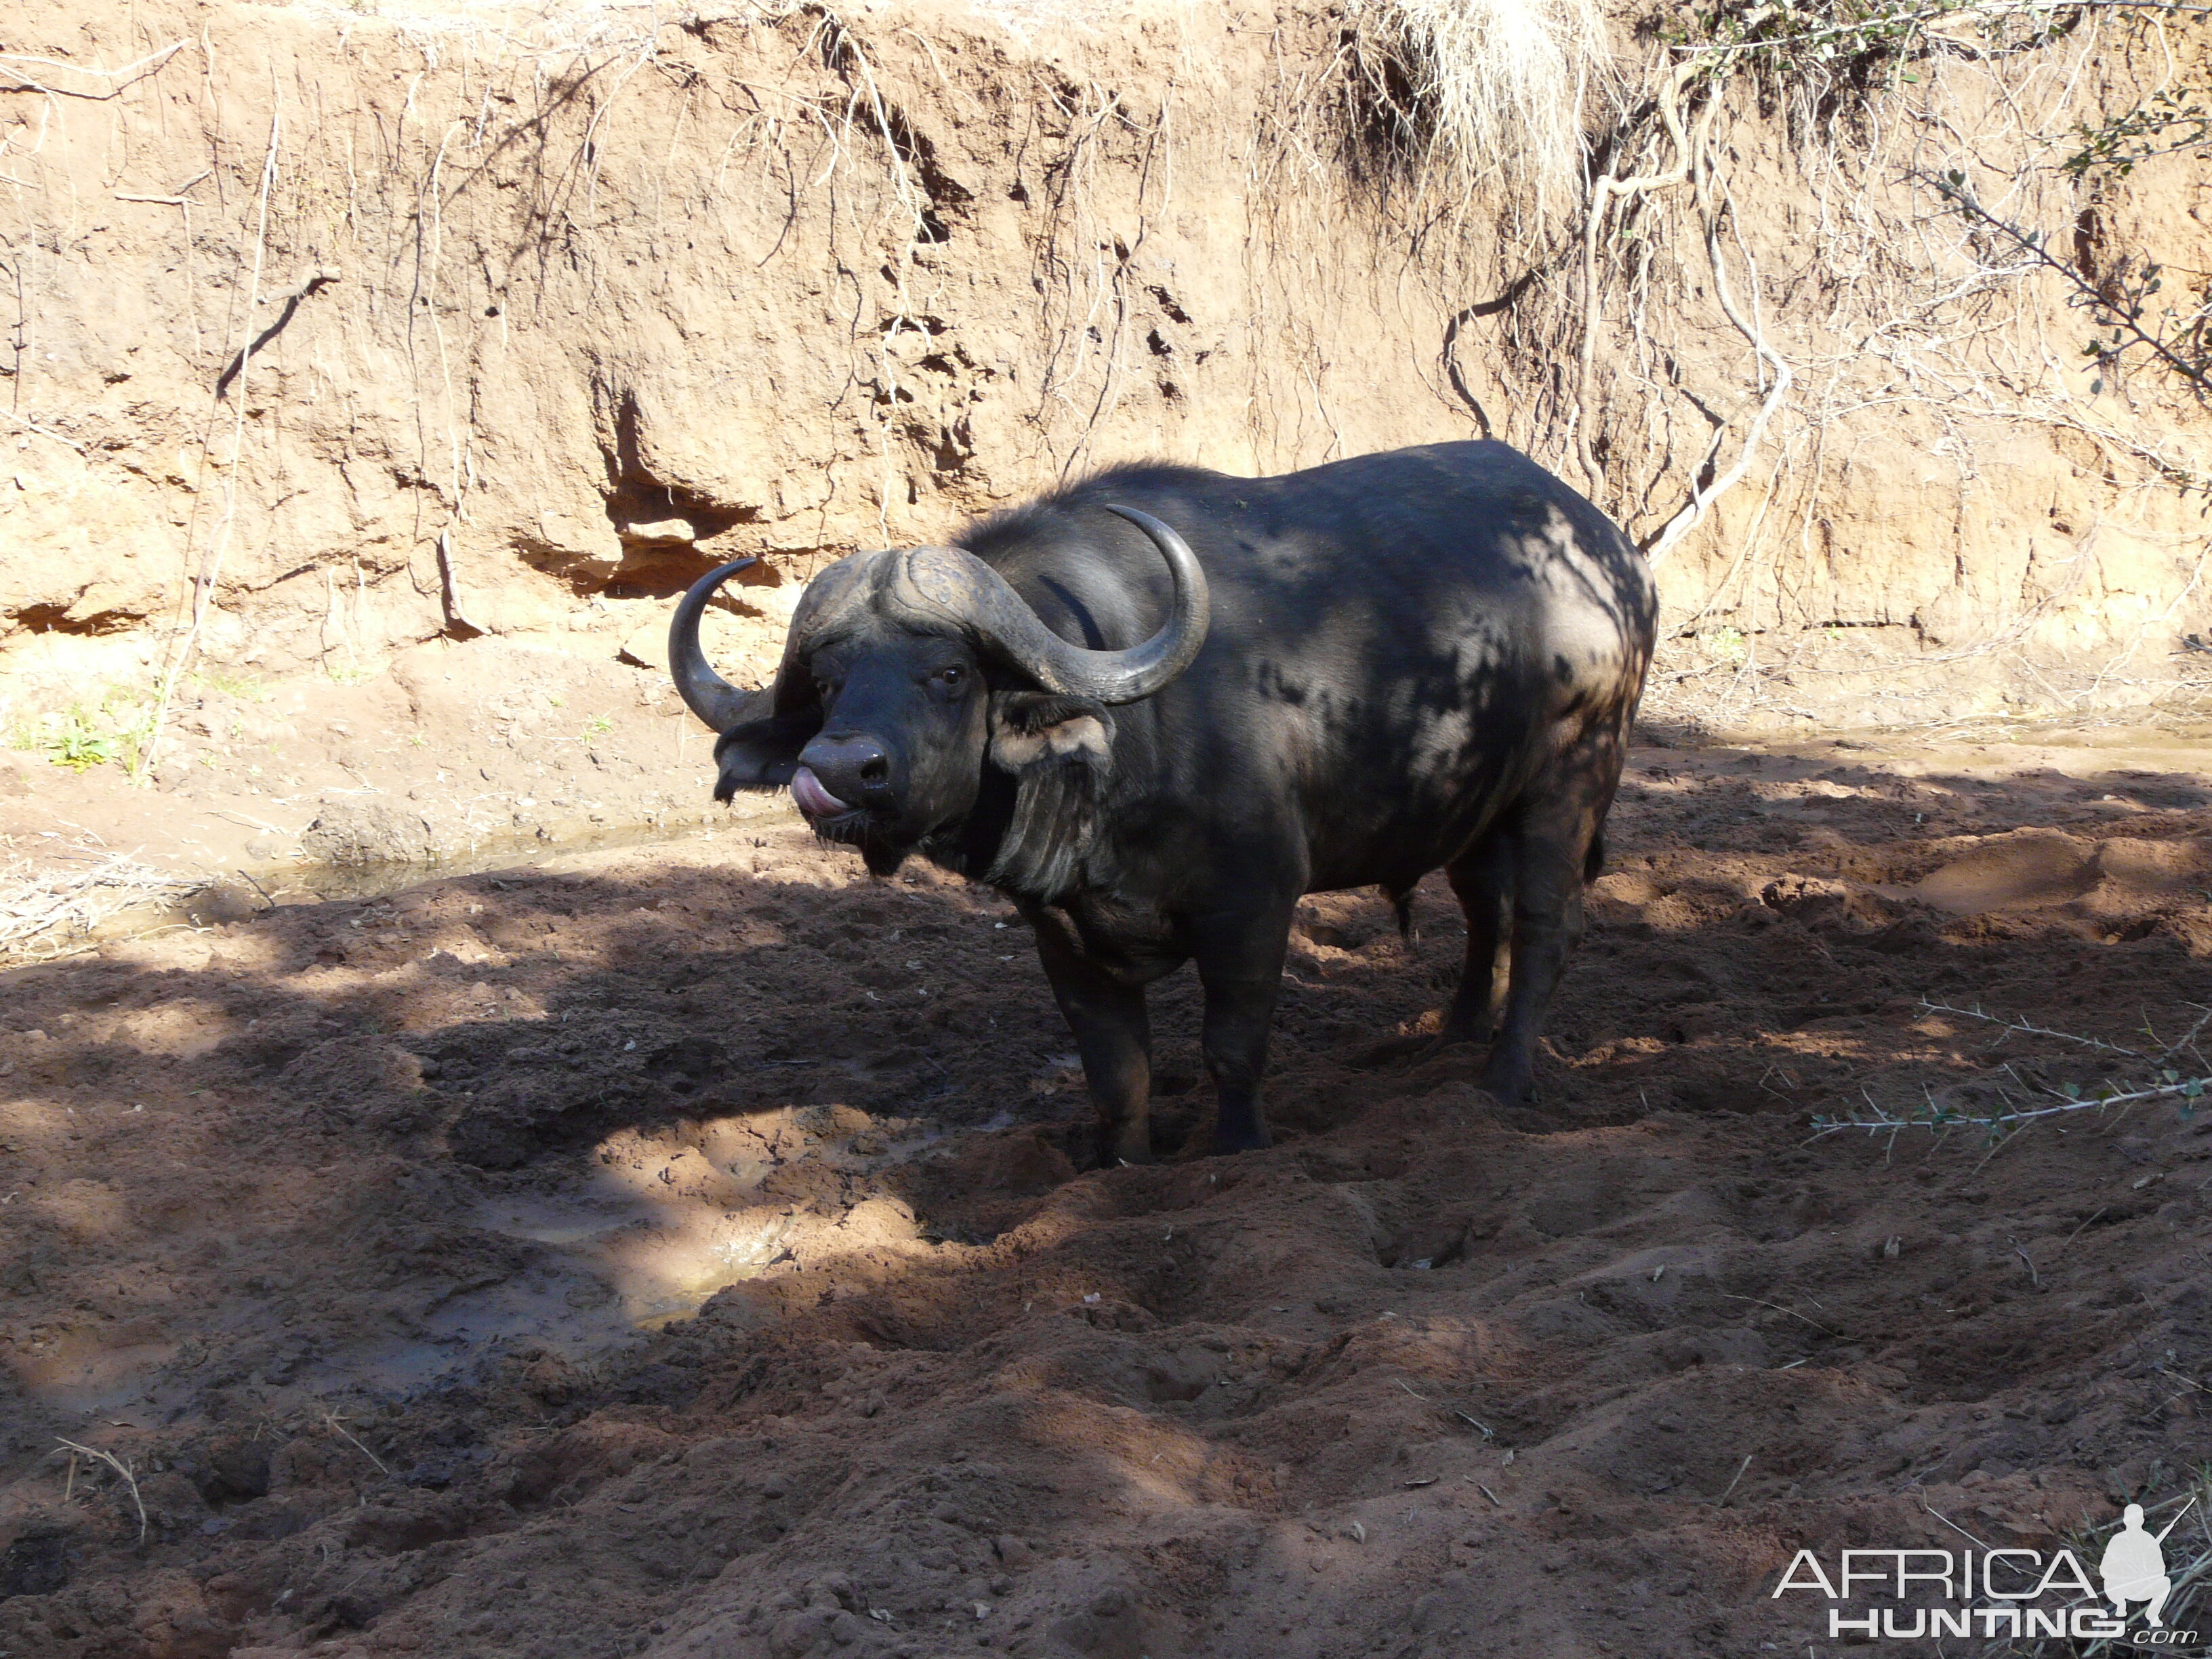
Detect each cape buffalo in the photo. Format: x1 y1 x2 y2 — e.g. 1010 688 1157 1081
669 441 1656 1161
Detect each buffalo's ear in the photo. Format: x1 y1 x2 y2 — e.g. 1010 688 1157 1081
713 707 821 802
985 691 1115 899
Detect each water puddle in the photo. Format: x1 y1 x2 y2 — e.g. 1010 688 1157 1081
280 808 761 904
301 1105 942 1397
2 799 781 969
470 1183 799 1330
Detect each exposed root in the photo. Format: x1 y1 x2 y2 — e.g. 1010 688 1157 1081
1642 182 1793 563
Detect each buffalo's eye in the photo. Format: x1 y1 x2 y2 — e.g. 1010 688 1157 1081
935 665 966 689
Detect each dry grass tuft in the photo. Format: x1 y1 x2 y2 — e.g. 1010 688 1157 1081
52 1438 148 1545
1349 0 1615 230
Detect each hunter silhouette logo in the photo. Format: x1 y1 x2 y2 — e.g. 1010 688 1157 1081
1771 1498 2203 1643
2103 1500 2191 1628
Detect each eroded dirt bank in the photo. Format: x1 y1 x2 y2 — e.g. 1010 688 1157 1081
5 0 2211 770
3 726 2211 1658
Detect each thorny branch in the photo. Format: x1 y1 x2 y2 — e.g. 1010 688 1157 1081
1808 1000 2212 1139
1922 167 2212 398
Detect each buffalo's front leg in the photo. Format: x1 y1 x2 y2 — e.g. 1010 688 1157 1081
1030 907 1155 1165
1190 898 1296 1155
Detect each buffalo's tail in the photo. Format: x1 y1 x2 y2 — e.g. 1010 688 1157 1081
1387 884 1416 940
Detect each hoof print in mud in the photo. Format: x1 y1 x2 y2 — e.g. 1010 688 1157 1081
645 1035 725 1097
0 1530 71 1600
447 1096 552 1170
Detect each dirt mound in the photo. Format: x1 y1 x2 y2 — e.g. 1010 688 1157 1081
3 728 2211 1656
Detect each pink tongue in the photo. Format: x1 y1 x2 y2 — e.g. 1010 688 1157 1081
791 766 848 817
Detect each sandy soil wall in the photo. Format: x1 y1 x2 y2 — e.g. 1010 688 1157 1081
1 0 2208 745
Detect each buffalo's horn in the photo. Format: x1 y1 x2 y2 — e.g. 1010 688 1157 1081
895 505 1208 705
668 557 765 732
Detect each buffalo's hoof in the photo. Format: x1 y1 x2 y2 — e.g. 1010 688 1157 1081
1098 1131 1155 1168
1479 1070 1533 1111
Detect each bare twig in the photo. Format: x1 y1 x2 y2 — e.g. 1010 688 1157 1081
0 848 201 961
2061 1207 2109 1249
115 169 209 206
0 407 85 452
2154 1006 2212 1064
1722 1293 1843 1337
0 39 188 100
1921 1499 1997 1551
323 1412 390 1477
1716 1454 1755 1504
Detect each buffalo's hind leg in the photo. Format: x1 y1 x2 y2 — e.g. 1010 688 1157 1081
1030 905 1156 1166
1435 834 1514 1050
1481 788 1609 1109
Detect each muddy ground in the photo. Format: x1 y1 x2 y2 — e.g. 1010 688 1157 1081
3 722 2212 1658
0 637 739 917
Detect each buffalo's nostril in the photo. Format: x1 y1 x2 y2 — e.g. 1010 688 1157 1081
799 734 893 808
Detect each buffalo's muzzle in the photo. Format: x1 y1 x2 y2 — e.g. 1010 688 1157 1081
794 735 892 817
